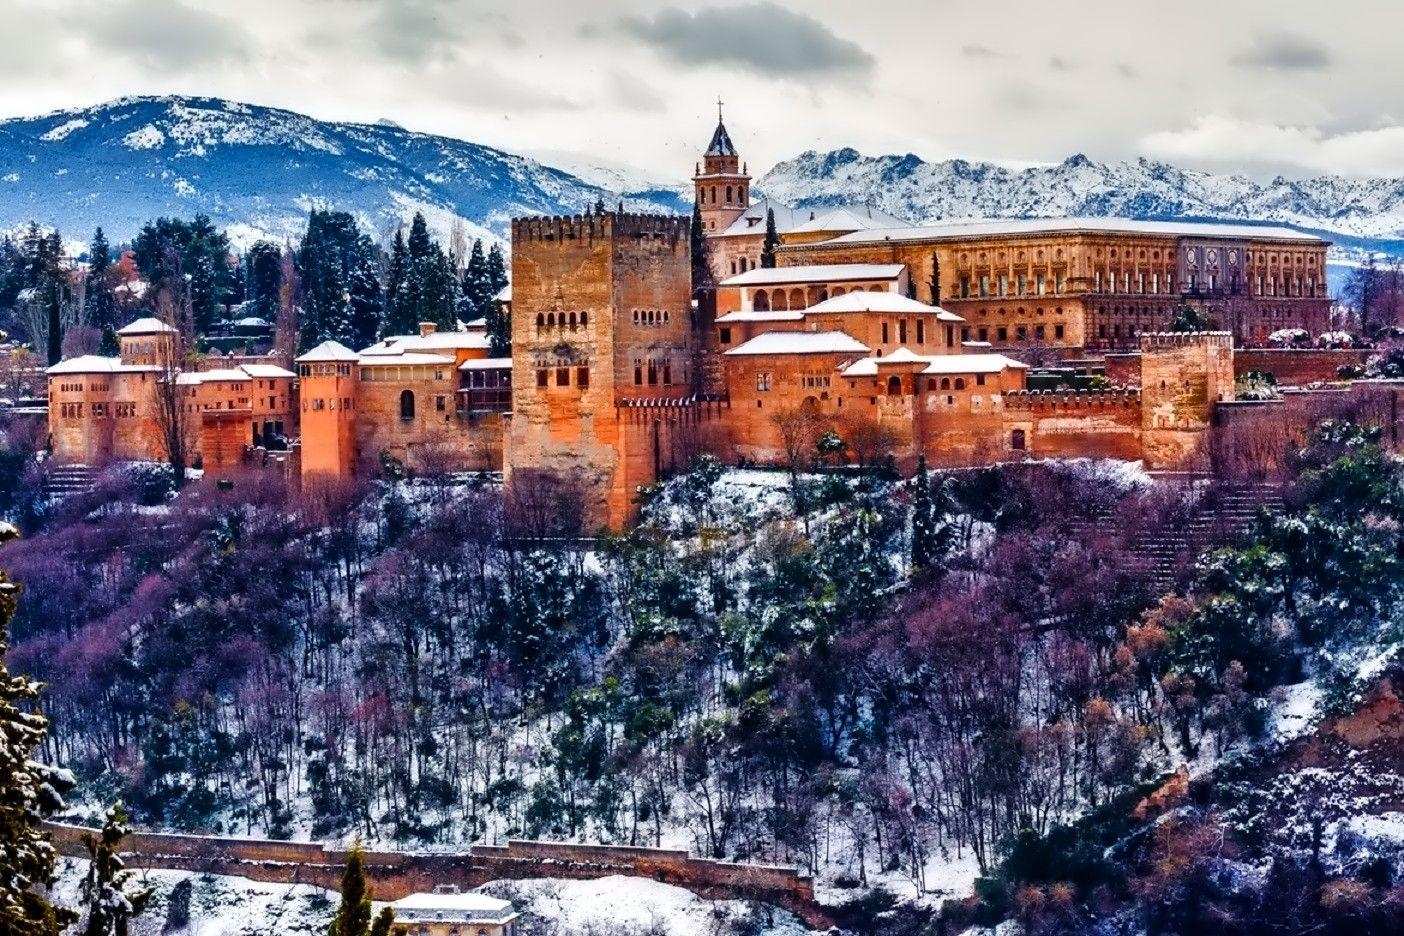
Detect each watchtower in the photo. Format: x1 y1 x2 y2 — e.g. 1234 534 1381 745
296 340 360 478
506 210 694 528
693 102 751 234
1139 331 1235 467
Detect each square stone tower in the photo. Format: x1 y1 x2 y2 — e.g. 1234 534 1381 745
1140 330 1235 468
506 210 694 529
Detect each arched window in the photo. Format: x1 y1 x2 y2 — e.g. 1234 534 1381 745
568 311 577 328
1011 429 1026 451
536 312 545 329
580 311 588 327
790 288 805 310
711 186 717 204
832 286 847 297
940 377 951 390
954 378 966 390
753 289 770 312
547 312 556 326
726 185 733 203
399 389 415 420
886 375 902 396
773 291 789 312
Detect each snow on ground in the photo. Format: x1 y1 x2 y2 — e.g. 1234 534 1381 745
481 875 816 936
50 860 337 935
1268 680 1324 743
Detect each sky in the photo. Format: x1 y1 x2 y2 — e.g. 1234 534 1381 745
2 0 1403 184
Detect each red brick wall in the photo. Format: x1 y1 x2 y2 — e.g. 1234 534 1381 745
1234 348 1372 386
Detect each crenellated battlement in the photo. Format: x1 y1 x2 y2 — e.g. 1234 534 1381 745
512 211 689 246
1139 331 1234 351
1004 388 1142 412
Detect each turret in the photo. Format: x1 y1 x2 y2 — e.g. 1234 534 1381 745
693 102 751 234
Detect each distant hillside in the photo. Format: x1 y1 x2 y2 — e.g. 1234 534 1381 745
0 95 689 247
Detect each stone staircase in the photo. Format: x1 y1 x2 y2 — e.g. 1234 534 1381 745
46 463 95 498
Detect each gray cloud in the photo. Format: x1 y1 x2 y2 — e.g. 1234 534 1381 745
961 43 1001 59
1115 62 1138 79
368 0 466 65
82 0 252 72
1231 32 1333 71
618 3 873 80
1049 56 1073 72
610 72 666 114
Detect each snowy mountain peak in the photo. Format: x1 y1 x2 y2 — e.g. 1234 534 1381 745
0 95 688 248
760 147 1404 251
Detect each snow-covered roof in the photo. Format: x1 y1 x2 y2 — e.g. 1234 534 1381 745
387 891 516 922
714 309 806 323
720 264 905 288
724 331 870 356
47 355 157 375
788 205 911 235
812 216 1325 247
805 291 965 321
494 283 512 303
462 317 487 330
296 340 359 363
237 363 296 378
840 351 1028 377
358 331 490 357
116 316 177 336
705 118 737 158
714 198 803 238
358 352 455 367
459 357 513 370
233 316 272 328
177 368 250 385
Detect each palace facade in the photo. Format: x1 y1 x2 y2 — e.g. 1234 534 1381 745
45 113 1339 528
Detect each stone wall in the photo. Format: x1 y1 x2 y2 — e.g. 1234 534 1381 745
1003 389 1144 461
44 824 834 929
1233 348 1373 386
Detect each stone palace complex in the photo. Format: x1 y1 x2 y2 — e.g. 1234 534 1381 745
46 113 1347 527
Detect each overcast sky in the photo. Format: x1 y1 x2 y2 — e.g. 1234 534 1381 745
2 0 1402 184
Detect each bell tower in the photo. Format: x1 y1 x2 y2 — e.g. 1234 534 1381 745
693 100 751 235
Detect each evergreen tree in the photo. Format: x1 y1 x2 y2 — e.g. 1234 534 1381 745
84 228 119 355
483 242 511 357
761 207 778 268
243 241 284 322
690 201 713 292
0 524 77 934
369 907 395 936
298 213 384 352
131 216 233 337
347 242 385 352
929 253 941 305
911 454 937 569
327 843 373 936
390 214 456 335
79 803 151 936
382 229 407 338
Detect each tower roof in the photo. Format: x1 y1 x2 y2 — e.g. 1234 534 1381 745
706 118 737 158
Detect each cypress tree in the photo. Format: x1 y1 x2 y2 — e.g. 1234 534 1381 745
369 907 395 936
80 803 151 936
0 524 77 934
911 454 937 569
690 201 712 291
85 228 119 356
761 207 778 268
327 844 373 936
382 229 407 338
929 253 941 304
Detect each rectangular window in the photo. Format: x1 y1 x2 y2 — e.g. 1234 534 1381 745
898 319 907 344
719 327 732 345
1035 324 1046 341
756 371 772 391
976 373 986 386
881 322 889 344
998 274 1008 297
917 320 926 344
961 276 971 298
997 326 1008 342
435 395 446 412
979 275 989 298
1017 274 1027 295
662 363 672 385
1016 326 1028 341
1095 271 1102 292
576 367 590 388
978 327 988 342
1036 273 1046 295
1055 324 1065 340
801 375 831 389
1152 273 1159 293
1055 273 1065 294
536 369 549 388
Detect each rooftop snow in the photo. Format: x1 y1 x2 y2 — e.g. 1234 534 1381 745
46 355 157 375
724 330 870 356
714 309 806 323
116 316 177 335
296 340 359 363
459 357 513 370
840 351 1028 376
720 264 905 287
359 331 490 356
805 291 964 321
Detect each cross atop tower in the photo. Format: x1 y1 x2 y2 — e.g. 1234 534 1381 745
717 96 723 122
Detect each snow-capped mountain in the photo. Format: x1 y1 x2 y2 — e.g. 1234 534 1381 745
759 149 1404 254
0 96 689 247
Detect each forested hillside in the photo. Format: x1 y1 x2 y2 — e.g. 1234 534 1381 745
0 427 1401 932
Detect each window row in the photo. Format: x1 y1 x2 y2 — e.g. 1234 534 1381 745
632 309 671 326
959 274 1066 299
535 366 591 389
535 311 589 330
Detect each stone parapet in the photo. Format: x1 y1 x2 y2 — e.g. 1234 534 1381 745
511 212 689 245
1004 388 1141 412
1139 331 1233 351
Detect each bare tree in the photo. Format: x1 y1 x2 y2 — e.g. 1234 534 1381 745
275 249 299 361
151 289 194 487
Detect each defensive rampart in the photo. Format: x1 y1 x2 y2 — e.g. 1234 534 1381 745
44 823 835 929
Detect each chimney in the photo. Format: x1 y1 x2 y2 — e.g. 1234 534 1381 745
419 322 437 336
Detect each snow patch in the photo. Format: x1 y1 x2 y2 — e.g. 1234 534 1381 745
40 118 88 142
122 125 166 150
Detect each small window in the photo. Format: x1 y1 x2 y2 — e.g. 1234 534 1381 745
719 327 732 345
536 369 549 388
576 366 589 388
435 395 446 412
1011 429 1026 451
756 371 772 391
556 367 570 387
399 390 415 420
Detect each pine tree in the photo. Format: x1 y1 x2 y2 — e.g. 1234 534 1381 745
0 524 77 934
80 803 151 936
929 253 941 305
347 240 384 351
244 241 284 323
369 907 395 936
690 201 712 292
483 241 511 357
84 228 119 356
382 229 407 339
911 454 937 569
392 214 457 334
327 843 373 936
761 207 778 268
459 239 488 324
